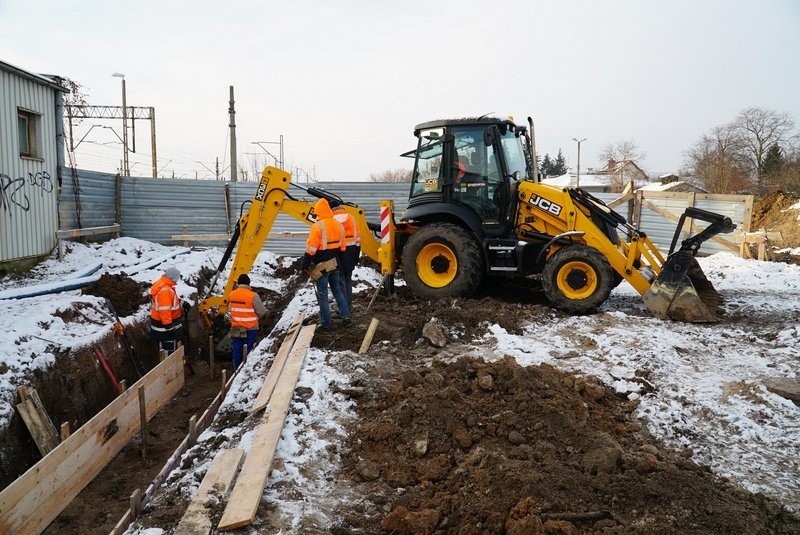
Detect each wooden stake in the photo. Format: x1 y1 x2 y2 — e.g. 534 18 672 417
209 335 215 381
130 488 142 519
221 369 227 394
188 415 198 445
138 386 147 460
60 422 71 442
358 318 380 355
119 379 127 393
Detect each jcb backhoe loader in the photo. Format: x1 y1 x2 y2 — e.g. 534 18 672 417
199 116 735 329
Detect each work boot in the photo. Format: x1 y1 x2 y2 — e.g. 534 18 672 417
341 317 352 328
317 323 333 333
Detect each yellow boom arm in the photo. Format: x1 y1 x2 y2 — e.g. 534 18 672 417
198 166 396 323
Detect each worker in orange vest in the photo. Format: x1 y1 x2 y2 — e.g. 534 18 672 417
227 273 267 370
149 266 183 354
301 198 351 332
330 200 361 310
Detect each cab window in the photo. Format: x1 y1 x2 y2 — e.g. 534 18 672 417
450 126 503 223
408 128 444 197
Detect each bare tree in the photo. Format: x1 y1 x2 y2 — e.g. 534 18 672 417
730 107 796 193
685 125 751 193
369 168 412 183
598 139 647 165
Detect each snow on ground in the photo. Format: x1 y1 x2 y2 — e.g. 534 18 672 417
2 239 799 526
484 253 800 511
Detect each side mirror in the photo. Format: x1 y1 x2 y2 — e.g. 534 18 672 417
483 126 497 146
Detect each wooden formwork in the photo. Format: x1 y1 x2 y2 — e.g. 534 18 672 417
0 347 185 535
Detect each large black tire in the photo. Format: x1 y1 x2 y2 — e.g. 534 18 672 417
541 244 615 314
401 223 484 299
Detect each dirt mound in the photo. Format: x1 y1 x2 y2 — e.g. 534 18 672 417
751 191 800 248
338 355 797 534
82 273 149 316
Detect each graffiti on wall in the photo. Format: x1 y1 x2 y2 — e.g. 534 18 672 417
1 171 54 215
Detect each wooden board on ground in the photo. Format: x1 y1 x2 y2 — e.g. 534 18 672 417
217 324 316 531
250 315 304 413
174 449 244 535
0 346 185 535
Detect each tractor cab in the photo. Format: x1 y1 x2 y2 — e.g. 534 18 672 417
402 117 533 237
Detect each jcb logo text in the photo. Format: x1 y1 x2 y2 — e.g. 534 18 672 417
255 182 267 201
529 195 562 216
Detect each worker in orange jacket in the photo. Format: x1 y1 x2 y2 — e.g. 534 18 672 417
300 198 351 331
227 273 267 371
149 266 183 353
331 200 361 309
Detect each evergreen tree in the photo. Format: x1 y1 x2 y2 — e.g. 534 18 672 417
761 143 786 176
539 153 553 176
551 149 568 175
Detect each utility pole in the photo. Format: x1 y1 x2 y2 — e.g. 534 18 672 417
216 157 220 181
149 107 157 177
229 86 237 182
572 137 587 188
112 73 129 176
252 135 285 170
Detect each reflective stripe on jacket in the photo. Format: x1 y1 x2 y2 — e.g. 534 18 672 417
149 275 181 327
305 198 346 259
229 287 259 329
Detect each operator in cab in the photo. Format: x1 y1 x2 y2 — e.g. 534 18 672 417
301 198 351 332
149 266 184 354
227 273 267 371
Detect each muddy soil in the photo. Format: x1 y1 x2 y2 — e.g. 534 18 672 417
306 286 798 533
750 191 800 259
14 265 800 534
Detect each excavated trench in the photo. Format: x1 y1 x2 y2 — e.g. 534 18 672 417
0 268 302 534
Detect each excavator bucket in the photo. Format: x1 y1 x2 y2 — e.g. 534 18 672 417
642 251 723 323
642 206 736 323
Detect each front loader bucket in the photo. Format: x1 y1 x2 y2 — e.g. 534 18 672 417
642 251 723 323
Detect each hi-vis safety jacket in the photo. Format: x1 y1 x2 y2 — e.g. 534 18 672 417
333 207 361 248
301 198 345 271
149 275 182 332
228 285 266 329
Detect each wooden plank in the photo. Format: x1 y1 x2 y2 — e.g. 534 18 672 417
56 224 121 240
640 198 739 253
170 233 231 242
16 400 58 456
358 318 380 355
26 389 59 448
733 231 783 244
217 324 316 531
174 449 244 535
250 315 304 413
0 346 185 535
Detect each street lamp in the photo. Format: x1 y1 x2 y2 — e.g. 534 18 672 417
572 137 587 188
112 73 129 176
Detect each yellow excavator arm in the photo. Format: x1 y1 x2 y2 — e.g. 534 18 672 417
198 166 397 326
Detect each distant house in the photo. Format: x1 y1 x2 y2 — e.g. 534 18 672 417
0 59 67 264
542 167 649 194
639 174 707 193
541 171 614 192
597 159 648 182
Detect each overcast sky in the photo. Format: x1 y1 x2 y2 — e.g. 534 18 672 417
3 0 799 181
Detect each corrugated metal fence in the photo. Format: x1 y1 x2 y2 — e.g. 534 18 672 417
57 168 751 259
58 169 411 256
